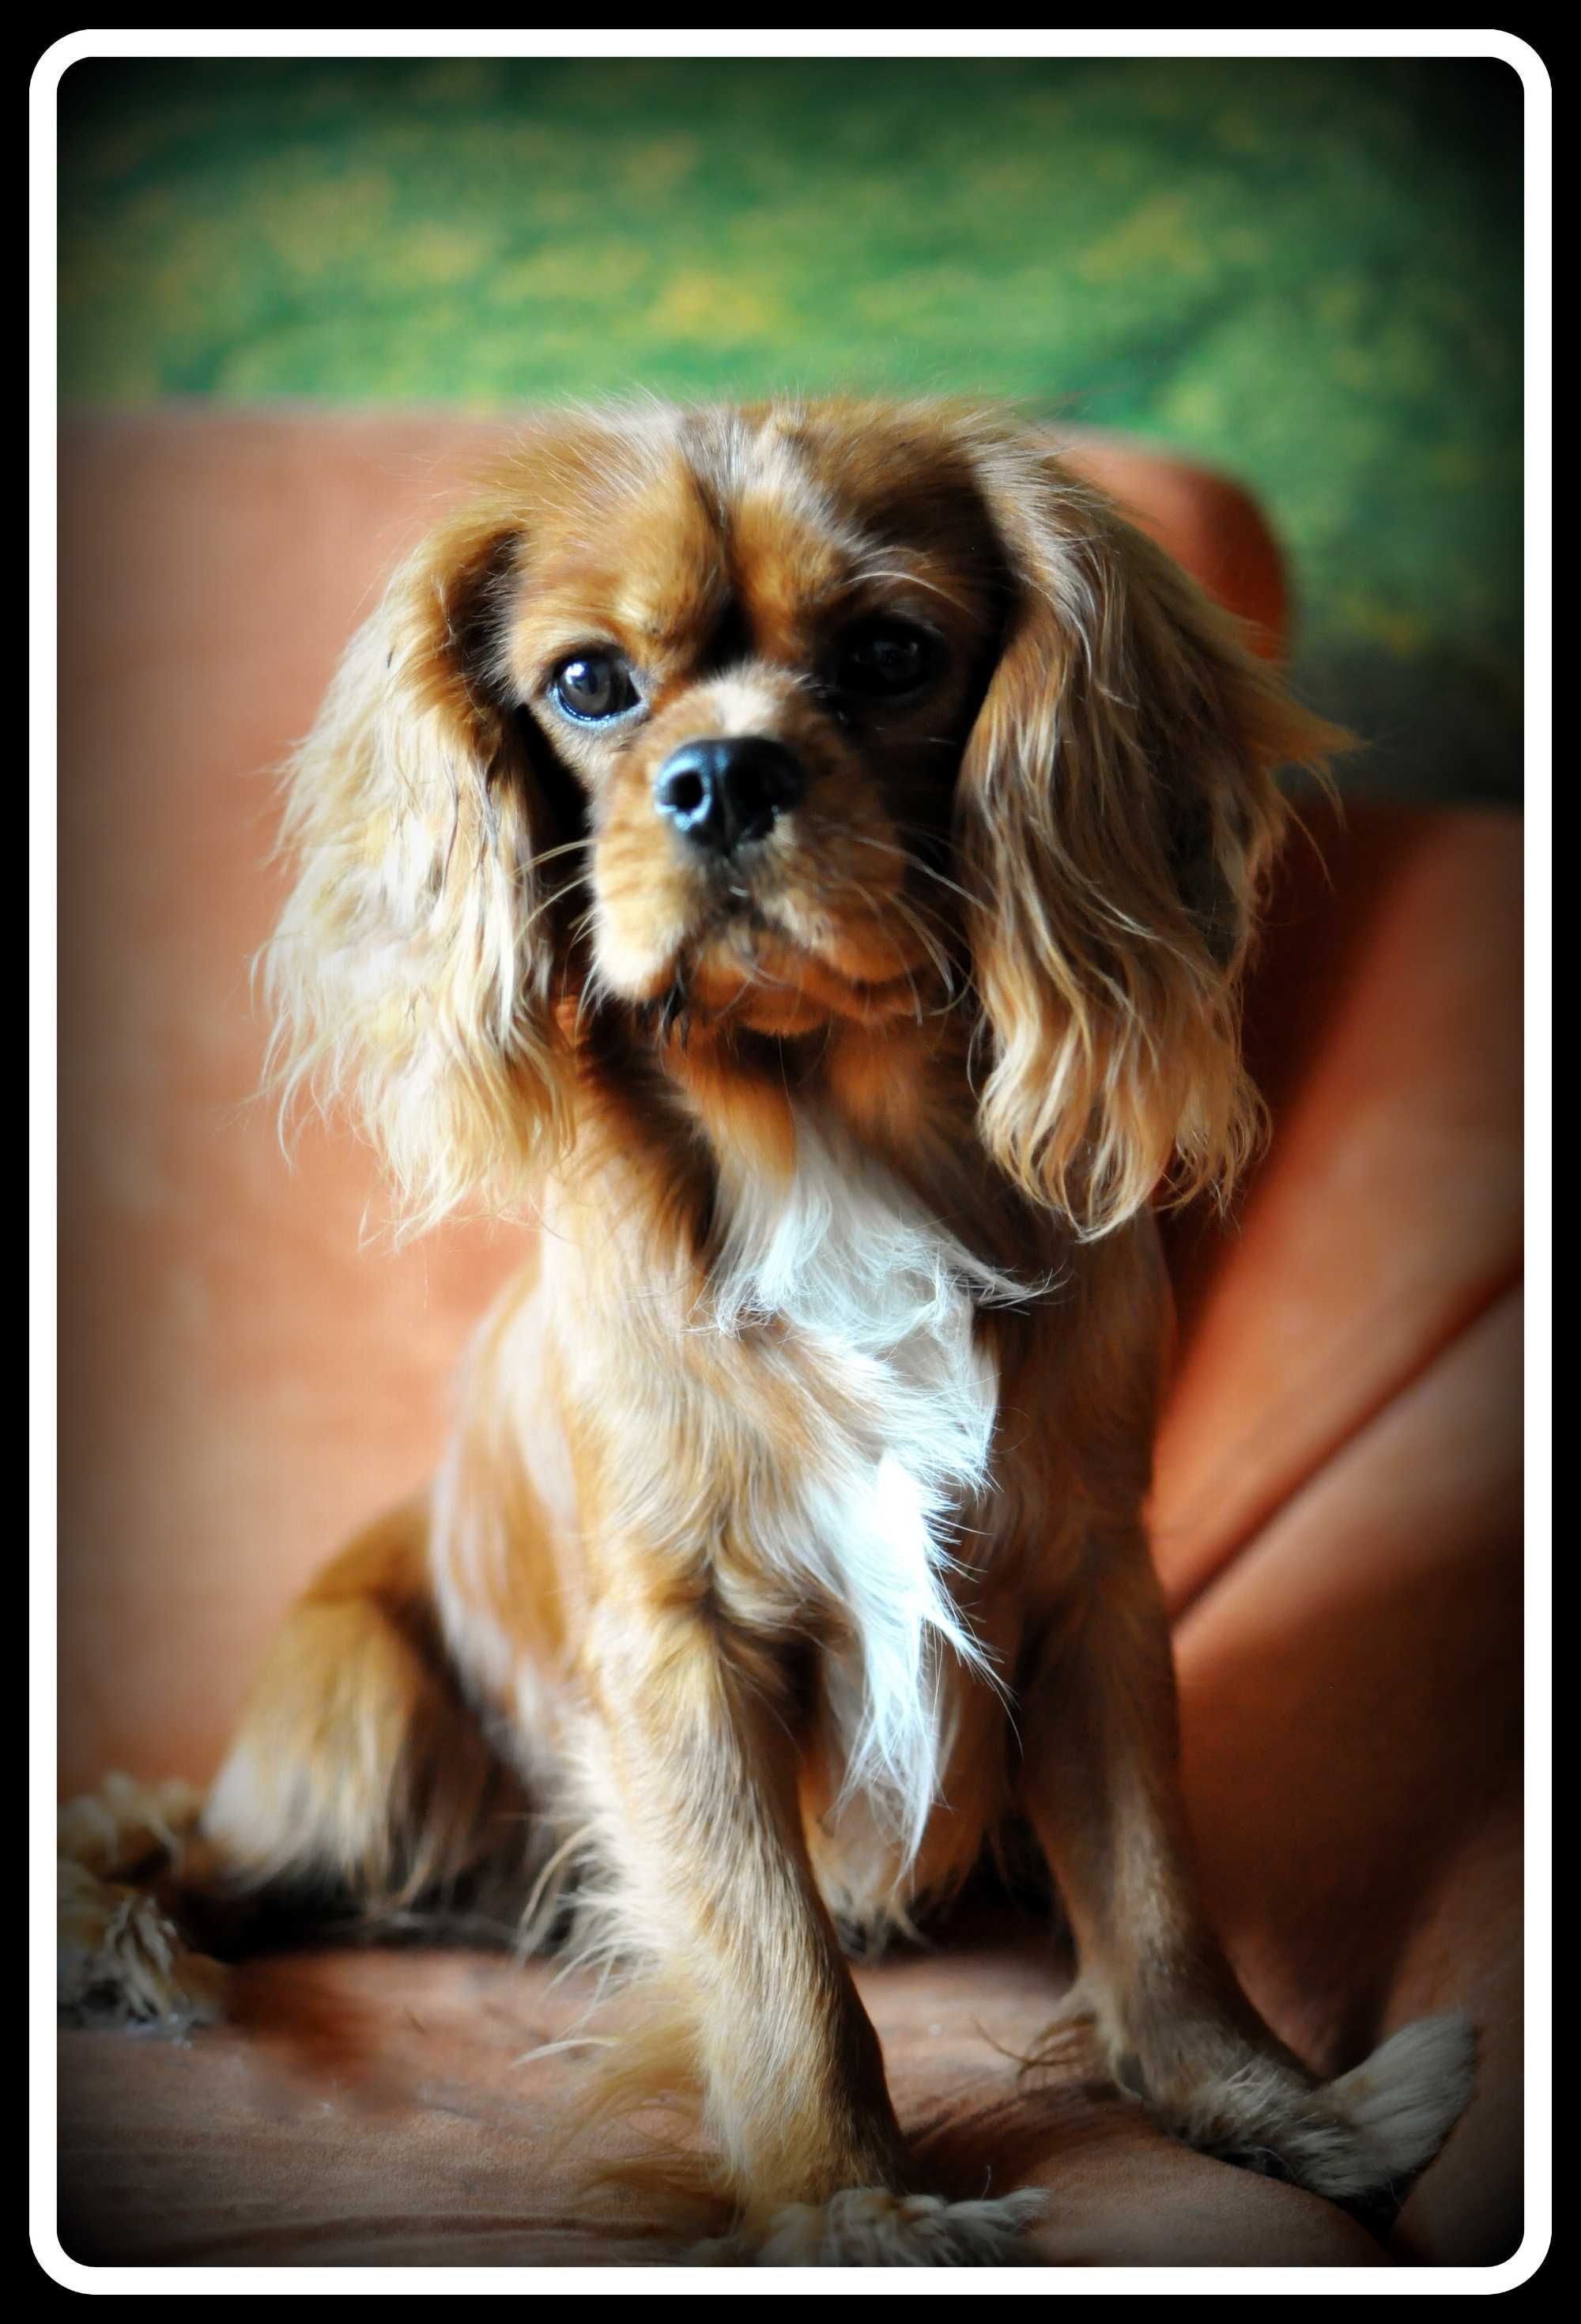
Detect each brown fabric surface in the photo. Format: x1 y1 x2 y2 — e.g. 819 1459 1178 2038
59 1943 1394 2269
55 414 1523 2269
1153 803 1523 1612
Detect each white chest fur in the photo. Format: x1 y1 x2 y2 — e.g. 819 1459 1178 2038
707 1109 1016 1863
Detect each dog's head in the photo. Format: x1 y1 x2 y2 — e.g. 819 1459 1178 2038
270 399 1338 1233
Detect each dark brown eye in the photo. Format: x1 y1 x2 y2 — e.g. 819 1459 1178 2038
551 652 639 723
833 620 936 701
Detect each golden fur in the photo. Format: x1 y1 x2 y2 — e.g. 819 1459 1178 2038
60 399 1473 2263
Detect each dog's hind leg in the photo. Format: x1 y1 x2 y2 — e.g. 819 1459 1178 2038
58 1497 538 2030
58 1776 227 2031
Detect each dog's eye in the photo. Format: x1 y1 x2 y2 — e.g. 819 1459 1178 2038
833 620 936 701
550 652 640 724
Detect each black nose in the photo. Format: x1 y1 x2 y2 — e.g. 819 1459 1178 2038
653 738 806 856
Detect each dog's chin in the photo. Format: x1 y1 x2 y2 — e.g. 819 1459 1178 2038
609 913 937 1041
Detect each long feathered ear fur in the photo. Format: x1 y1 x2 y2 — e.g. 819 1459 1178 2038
265 497 570 1231
957 429 1346 1238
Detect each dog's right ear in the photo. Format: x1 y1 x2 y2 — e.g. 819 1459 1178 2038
266 492 571 1230
953 425 1343 1238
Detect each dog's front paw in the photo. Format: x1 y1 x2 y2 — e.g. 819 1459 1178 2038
690 2186 1046 2266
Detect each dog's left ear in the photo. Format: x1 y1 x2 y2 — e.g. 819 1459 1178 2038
956 433 1345 1238
264 483 571 1234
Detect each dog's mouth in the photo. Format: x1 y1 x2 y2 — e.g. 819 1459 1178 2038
647 900 941 1040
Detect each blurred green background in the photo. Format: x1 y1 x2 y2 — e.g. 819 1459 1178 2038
58 55 1523 805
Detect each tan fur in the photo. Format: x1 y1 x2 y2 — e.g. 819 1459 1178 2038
58 1776 224 2030
199 1505 539 1929
61 399 1470 2262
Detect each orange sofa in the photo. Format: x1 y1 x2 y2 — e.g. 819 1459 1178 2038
55 414 1523 2269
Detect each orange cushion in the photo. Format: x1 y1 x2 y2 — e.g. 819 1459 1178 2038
56 415 1523 2268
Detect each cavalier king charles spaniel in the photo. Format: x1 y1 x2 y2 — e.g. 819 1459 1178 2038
61 399 1473 2265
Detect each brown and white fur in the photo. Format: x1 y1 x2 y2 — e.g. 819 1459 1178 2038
60 399 1473 2263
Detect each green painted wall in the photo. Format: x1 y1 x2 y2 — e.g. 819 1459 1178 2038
58 56 1524 804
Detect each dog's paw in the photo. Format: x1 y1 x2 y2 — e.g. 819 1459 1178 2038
689 2186 1046 2266
1160 2012 1477 2206
58 1771 206 1882
57 1857 225 2033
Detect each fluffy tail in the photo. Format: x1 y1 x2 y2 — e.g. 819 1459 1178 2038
1315 2013 1479 2198
1179 2011 1478 2205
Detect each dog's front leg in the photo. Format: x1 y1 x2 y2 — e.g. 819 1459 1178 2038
1018 1532 1473 2210
579 1587 1043 2265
